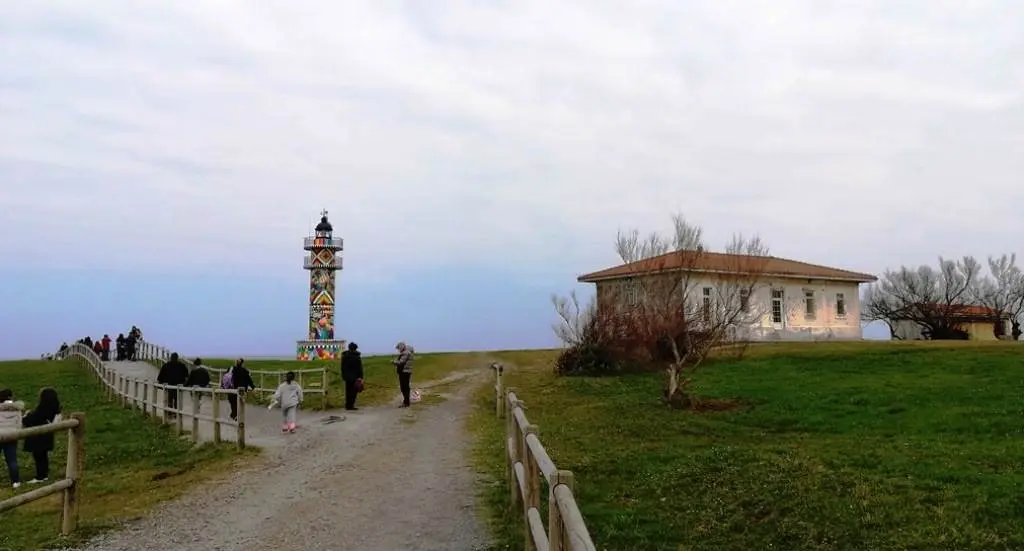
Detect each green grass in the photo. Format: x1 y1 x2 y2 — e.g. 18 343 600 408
469 342 1024 550
202 352 490 409
0 359 252 551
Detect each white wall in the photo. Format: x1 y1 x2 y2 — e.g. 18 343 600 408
691 275 865 341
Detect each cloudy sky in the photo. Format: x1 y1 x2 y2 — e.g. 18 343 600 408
2 1 1022 357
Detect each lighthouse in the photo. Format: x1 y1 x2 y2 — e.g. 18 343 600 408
296 209 346 361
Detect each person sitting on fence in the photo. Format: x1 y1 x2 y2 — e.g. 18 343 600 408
91 339 104 358
157 353 189 419
223 358 256 422
186 358 211 406
0 388 26 489
393 341 415 408
341 342 364 411
20 387 62 484
269 371 304 433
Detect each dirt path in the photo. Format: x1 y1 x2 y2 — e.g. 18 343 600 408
72 365 493 551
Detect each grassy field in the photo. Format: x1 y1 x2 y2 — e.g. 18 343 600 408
201 352 494 409
469 341 1024 550
0 359 252 551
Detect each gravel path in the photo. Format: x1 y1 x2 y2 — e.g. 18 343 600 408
71 365 492 551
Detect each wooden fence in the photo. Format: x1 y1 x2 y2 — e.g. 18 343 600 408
0 413 86 537
58 343 247 449
135 341 329 408
491 363 597 551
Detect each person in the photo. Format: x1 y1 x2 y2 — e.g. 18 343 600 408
115 333 125 361
223 358 255 421
100 334 112 361
157 352 189 419
92 339 104 358
185 358 212 406
393 341 415 408
21 388 62 484
270 371 304 433
0 389 25 488
340 342 364 411
125 332 137 361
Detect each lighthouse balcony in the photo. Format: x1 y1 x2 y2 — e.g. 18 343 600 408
303 255 344 270
303 237 344 251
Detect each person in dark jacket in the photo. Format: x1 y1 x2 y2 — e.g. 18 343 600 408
340 342 364 410
115 334 125 361
157 353 189 418
186 357 212 406
21 387 61 483
225 358 255 421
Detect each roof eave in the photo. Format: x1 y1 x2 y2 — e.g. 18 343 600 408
577 268 877 284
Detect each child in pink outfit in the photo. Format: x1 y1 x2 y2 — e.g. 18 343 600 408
269 372 303 433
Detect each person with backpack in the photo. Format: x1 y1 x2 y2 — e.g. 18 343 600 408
21 388 62 484
268 371 304 433
0 388 25 489
222 358 255 421
340 342 364 411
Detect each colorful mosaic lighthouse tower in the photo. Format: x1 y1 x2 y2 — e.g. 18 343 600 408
296 209 346 361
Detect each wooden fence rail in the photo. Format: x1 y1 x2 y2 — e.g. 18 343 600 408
135 341 329 409
0 413 86 536
57 343 246 449
491 363 597 551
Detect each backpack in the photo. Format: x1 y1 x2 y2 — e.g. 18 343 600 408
221 370 235 389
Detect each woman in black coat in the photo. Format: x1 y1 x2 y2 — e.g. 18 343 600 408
22 387 61 483
340 342 364 410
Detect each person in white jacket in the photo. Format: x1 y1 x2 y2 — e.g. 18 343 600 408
0 388 26 488
269 372 303 433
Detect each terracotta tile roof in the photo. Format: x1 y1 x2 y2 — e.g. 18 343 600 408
577 250 877 283
896 304 1009 320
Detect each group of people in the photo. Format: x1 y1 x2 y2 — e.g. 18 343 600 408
59 326 144 362
156 354 256 422
338 341 415 411
0 387 62 489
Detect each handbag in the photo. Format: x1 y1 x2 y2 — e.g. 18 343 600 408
355 378 364 393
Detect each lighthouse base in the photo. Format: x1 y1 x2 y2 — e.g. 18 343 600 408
296 339 347 361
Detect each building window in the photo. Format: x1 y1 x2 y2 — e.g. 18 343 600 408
702 287 712 321
835 293 846 318
739 288 750 313
771 289 784 323
804 290 816 321
623 279 640 306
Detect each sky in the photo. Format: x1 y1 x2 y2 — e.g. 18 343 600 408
2 1 1023 358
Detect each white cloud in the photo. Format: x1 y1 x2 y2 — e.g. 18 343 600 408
1 0 1023 282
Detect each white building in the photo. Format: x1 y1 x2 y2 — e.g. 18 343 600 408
578 250 877 341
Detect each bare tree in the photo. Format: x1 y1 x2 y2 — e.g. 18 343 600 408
862 256 984 339
603 214 770 407
972 254 1024 338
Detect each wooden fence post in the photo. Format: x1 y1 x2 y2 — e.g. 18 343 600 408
212 393 222 444
522 424 541 551
508 397 521 508
60 413 86 535
237 390 246 450
133 379 140 410
549 470 574 551
175 385 184 435
150 384 158 418
494 364 504 418
322 368 328 409
191 389 200 443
